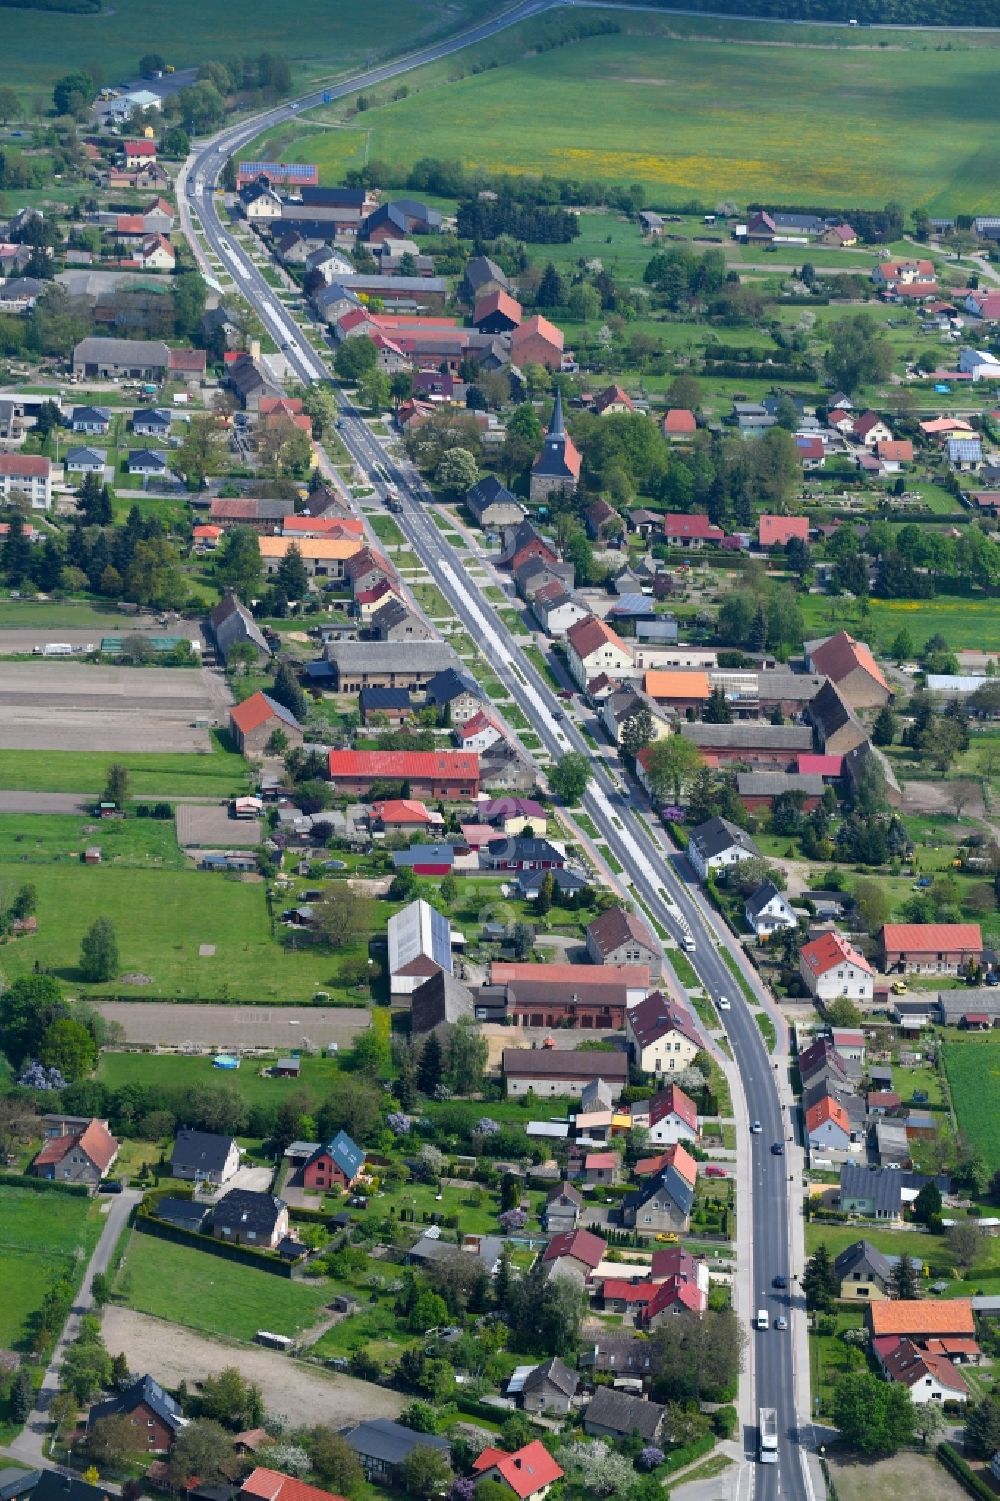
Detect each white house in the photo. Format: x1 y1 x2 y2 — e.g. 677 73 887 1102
877 1338 969 1406
804 1096 853 1153
0 453 52 510
65 446 107 477
799 931 874 1003
686 816 761 883
959 347 1000 381
634 1084 699 1146
625 991 702 1077
456 711 504 756
745 881 797 938
565 614 633 691
532 585 590 640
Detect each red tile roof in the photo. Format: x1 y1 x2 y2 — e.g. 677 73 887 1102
805 1096 850 1135
647 1083 698 1133
370 799 434 825
593 384 635 414
115 215 146 235
472 1443 564 1501
759 515 809 547
881 922 982 955
801 931 873 979
328 749 478 782
124 139 157 157
663 408 696 434
876 440 914 463
541 1228 607 1270
870 1298 975 1337
566 613 629 663
230 692 286 735
634 1144 698 1184
491 961 649 990
473 289 522 325
809 631 889 694
663 512 724 542
242 1470 346 1501
600 1278 655 1303
797 754 842 777
33 1119 117 1173
511 314 564 352
0 454 49 477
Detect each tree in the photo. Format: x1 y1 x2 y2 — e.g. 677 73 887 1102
535 869 555 916
53 71 94 116
0 974 67 1067
334 336 378 384
176 415 226 490
549 752 592 805
890 1254 920 1300
216 526 264 599
890 628 914 662
274 543 309 604
40 1018 97 1081
643 735 701 802
359 369 391 415
802 1243 838 1312
400 1447 452 1499
965 1397 1000 1459
418 1032 444 1096
871 706 896 747
307 1428 364 1495
445 1017 488 1096
199 1366 264 1430
271 662 307 722
824 998 861 1028
435 447 479 496
831 1371 913 1456
312 885 372 951
0 87 21 125
535 262 567 308
86 1414 145 1466
79 918 119 983
947 1220 985 1272
649 1305 745 1403
169 1420 234 1488
703 684 733 724
912 1180 941 1226
138 53 166 77
9 1368 32 1423
825 313 894 395
620 707 654 758
103 762 129 808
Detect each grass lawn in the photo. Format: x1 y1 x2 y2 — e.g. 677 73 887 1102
0 599 139 630
808 1306 867 1416
806 1222 953 1277
827 1449 970 1501
368 516 405 546
798 589 1000 655
0 863 350 1001
263 11 1000 213
116 1229 329 1342
0 1185 102 1349
942 1041 1000 1173
0 743 248 799
96 1051 348 1108
0 812 184 870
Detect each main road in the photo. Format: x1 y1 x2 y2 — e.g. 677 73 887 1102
179 18 815 1494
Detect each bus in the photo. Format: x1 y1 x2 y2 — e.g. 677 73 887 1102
758 1407 778 1464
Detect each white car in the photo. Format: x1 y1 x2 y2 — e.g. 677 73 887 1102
718 996 731 1011
750 1121 763 1134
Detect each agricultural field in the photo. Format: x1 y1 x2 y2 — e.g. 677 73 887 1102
0 745 247 798
262 10 1000 213
942 1042 1000 1174
116 1230 329 1342
797 591 1000 656
0 1184 102 1349
0 0 493 96
0 862 356 1001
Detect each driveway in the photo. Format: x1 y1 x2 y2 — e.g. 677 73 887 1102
203 1164 273 1197
7 1188 141 1467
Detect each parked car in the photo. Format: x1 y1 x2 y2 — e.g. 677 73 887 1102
705 1165 728 1178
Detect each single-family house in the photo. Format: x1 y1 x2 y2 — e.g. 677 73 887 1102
621 1163 695 1234
241 1470 354 1501
875 1336 970 1404
87 1375 184 1452
532 581 590 639
834 1239 893 1302
31 1118 118 1186
565 614 632 691
839 1162 904 1222
745 881 798 938
541 1228 607 1284
213 1190 289 1248
800 932 875 1003
465 475 525 530
641 1083 699 1146
586 906 660 975
805 1095 853 1153
170 1129 241 1186
519 1357 579 1416
663 513 724 548
686 815 761 883
543 1181 582 1234
472 1442 564 1501
584 1388 665 1443
301 1131 365 1192
229 692 303 758
625 991 701 1076
663 408 697 440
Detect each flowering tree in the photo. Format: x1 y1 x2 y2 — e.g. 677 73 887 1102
388 1112 412 1134
637 1447 664 1472
499 1207 527 1233
476 1118 500 1136
18 1061 66 1090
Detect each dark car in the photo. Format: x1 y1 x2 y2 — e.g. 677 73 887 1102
99 1179 123 1194
771 1142 785 1156
552 710 564 721
773 1274 788 1290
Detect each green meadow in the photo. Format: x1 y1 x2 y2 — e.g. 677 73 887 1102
0 1185 101 1349
263 12 1000 213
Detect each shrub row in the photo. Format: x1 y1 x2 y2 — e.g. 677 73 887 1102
660 1433 716 1476
1 1171 90 1197
937 1443 997 1501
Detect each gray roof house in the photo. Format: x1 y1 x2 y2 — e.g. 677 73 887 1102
410 972 475 1037
208 591 271 664
170 1129 241 1186
543 1180 582 1234
838 1162 903 1221
833 1238 894 1298
466 475 525 530
584 1387 665 1442
685 816 761 883
345 1420 450 1483
520 1356 579 1415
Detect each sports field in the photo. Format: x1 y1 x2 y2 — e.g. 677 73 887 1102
267 12 1000 213
0 1184 101 1349
0 0 492 94
943 1042 1000 1174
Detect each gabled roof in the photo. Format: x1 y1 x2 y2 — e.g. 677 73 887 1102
33 1119 117 1172
870 1298 974 1337
566 613 629 663
663 512 723 541
473 1442 564 1500
745 881 792 920
797 1037 850 1084
805 1095 850 1136
171 1129 237 1174
522 1355 578 1398
328 749 478 781
230 691 300 736
584 1386 665 1440
663 408 696 434
647 1083 698 1132
634 1143 698 1184
801 931 873 979
688 815 760 862
881 923 982 954
833 1238 893 1284
542 1228 607 1270
625 1162 695 1218
839 1162 903 1216
89 1373 184 1433
587 906 656 958
809 631 889 694
241 1469 346 1501
879 1337 970 1394
308 1130 364 1181
627 991 700 1051
759 514 809 547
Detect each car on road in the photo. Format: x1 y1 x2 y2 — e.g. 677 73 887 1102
552 710 563 720
772 1275 788 1289
771 1141 784 1155
750 1121 762 1134
705 1165 728 1178
557 690 573 701
718 996 731 1010
774 1316 788 1331
682 935 696 952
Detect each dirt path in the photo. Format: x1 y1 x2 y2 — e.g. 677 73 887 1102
101 1308 405 1426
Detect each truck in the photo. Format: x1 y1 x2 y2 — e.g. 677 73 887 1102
758 1407 778 1464
384 485 403 513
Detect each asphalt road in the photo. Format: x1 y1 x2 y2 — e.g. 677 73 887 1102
179 12 812 1491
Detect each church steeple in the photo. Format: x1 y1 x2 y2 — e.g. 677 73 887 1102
548 387 565 437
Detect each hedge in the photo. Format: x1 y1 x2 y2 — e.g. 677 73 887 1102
1 1171 90 1197
660 1433 716 1476
937 1442 997 1501
136 1208 294 1277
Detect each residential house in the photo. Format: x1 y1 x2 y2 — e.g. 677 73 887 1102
868 1297 975 1344
301 1131 365 1192
31 1118 118 1186
370 598 436 643
519 1357 579 1416
369 798 439 832
541 1229 607 1284
132 408 172 438
586 906 660 975
0 454 52 509
511 315 564 372
879 923 982 976
387 897 452 997
465 475 525 530
543 1181 582 1234
798 1038 853 1092
745 881 798 938
229 693 303 758
805 631 891 710
663 408 697 440
170 1129 240 1186
503 1049 629 1099
327 749 479 799
578 1332 655 1378
834 1239 894 1302
626 992 701 1076
472 1442 564 1501
65 447 106 478
532 581 590 639
72 337 170 380
481 836 564 872
258 535 363 583
599 687 671 746
208 592 271 664
806 680 870 758
584 1388 665 1443
127 449 168 479
424 667 484 723
805 1096 853 1153
800 932 874 1003
621 1163 695 1234
530 391 581 502
839 1162 905 1222
87 1375 184 1452
324 642 458 694
593 384 635 415
686 815 761 882
477 796 547 836
639 1083 699 1146
213 1190 289 1248
875 1336 970 1404
123 138 157 169
70 405 110 435
241 1470 350 1501
663 513 725 548
455 709 505 756
759 515 809 549
565 614 632 691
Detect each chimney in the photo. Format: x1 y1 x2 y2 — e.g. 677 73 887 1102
250 338 261 361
